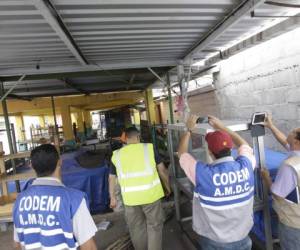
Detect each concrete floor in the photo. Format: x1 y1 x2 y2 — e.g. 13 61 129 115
0 210 195 250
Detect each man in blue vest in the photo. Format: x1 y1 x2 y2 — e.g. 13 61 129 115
13 144 98 250
178 115 256 250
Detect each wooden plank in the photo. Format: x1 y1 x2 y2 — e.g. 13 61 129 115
0 203 14 217
0 193 17 218
0 170 36 182
3 151 31 161
1 182 8 196
0 161 4 174
0 216 13 223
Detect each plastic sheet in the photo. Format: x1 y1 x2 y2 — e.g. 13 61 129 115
251 148 287 242
7 149 109 214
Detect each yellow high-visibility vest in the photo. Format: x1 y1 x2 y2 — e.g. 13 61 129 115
111 143 164 206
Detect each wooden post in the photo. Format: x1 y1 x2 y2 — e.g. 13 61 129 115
145 89 157 125
60 104 74 142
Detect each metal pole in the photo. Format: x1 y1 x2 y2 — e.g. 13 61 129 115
51 96 60 153
256 136 273 250
147 67 167 85
10 123 17 154
51 96 58 135
30 127 34 149
167 127 181 221
0 75 26 102
0 82 21 192
166 72 174 124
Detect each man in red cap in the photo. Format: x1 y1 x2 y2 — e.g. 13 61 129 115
178 115 256 250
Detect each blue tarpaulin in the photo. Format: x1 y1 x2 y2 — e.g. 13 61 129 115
251 148 287 242
232 147 287 241
7 149 110 214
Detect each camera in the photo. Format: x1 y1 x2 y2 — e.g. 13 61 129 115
196 116 209 124
251 112 266 125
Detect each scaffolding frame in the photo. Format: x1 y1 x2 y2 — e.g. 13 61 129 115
167 121 274 250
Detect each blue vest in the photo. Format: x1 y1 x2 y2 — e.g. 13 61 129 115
194 156 254 209
13 183 86 249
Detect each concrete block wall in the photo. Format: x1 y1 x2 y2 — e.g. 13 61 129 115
157 90 219 124
186 27 300 151
157 28 300 150
188 91 220 118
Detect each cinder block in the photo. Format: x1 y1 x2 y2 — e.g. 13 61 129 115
287 88 300 103
262 88 287 105
253 76 272 91
286 120 300 132
244 53 261 69
271 70 290 88
273 104 298 120
253 105 272 114
294 68 300 86
238 107 254 120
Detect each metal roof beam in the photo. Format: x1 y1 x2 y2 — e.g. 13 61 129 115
62 16 221 23
204 15 300 67
0 8 228 15
75 34 200 41
14 88 143 98
32 0 88 65
62 78 90 95
46 0 238 5
0 75 26 102
67 23 213 30
183 0 265 62
147 68 167 85
0 60 178 79
7 94 32 101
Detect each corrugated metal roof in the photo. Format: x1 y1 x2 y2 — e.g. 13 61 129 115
0 0 299 98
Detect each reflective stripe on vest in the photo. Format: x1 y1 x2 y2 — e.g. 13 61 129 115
19 241 78 250
13 183 84 249
121 178 161 193
15 227 74 239
115 143 154 179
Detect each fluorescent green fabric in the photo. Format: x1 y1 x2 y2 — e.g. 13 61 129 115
112 143 164 206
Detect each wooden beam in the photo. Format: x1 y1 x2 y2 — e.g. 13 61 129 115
0 169 36 182
3 151 31 161
7 94 32 101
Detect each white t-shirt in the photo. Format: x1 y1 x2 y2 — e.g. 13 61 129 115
271 145 300 198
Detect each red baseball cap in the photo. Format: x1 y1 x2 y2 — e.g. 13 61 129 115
205 130 233 155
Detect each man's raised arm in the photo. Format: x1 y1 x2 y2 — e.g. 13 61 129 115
178 115 198 157
264 114 287 148
208 115 248 147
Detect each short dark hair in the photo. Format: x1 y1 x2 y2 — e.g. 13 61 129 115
213 148 232 159
125 126 140 138
30 144 59 177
